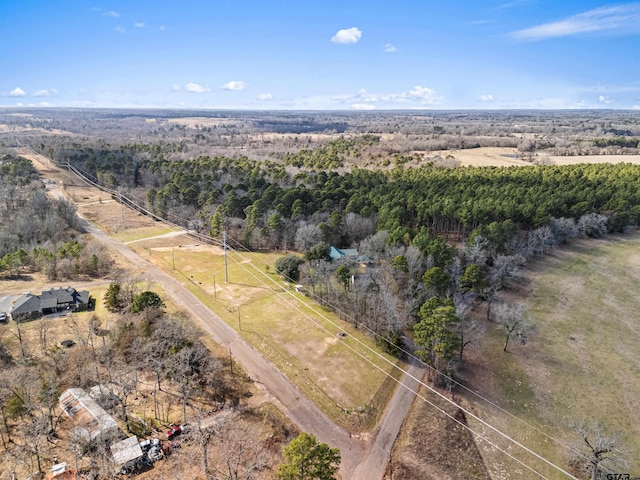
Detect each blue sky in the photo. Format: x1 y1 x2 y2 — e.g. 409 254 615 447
2 0 640 110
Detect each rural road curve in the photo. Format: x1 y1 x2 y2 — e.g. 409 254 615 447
80 218 367 477
30 149 426 480
352 355 425 479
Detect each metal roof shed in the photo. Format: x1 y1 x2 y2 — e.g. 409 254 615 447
111 436 143 467
59 388 120 442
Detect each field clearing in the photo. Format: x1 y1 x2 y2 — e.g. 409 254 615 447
411 146 640 168
125 229 401 431
0 124 74 135
68 183 157 234
467 233 640 478
417 147 531 167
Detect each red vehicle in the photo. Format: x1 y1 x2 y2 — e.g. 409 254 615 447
166 423 189 439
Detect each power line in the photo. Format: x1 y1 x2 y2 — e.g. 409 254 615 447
220 230 597 471
59 155 584 478
220 246 578 479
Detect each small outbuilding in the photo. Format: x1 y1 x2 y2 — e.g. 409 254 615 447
46 463 77 480
59 388 120 442
111 436 144 468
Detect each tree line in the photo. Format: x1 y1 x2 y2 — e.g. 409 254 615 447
0 154 113 281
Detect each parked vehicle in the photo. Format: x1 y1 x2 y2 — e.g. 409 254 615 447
166 423 189 439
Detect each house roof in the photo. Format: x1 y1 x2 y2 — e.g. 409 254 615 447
39 292 58 310
329 246 360 261
43 287 75 304
7 287 92 317
11 294 42 316
74 290 91 305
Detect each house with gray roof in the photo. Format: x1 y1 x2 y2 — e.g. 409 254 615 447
1 287 92 322
10 294 44 321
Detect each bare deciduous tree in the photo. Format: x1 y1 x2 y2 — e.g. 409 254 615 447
572 420 628 480
294 223 323 251
208 415 268 480
494 302 535 352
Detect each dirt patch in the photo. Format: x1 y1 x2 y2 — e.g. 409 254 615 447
390 387 491 480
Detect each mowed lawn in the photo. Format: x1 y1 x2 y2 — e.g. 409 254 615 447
126 229 400 431
471 233 640 478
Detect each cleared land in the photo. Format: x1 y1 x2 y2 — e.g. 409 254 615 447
126 231 401 431
462 233 640 478
414 147 640 168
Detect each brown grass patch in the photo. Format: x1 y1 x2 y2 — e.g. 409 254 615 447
390 386 491 480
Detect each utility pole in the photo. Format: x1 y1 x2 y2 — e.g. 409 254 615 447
228 347 233 375
117 187 125 226
223 230 229 283
237 306 241 330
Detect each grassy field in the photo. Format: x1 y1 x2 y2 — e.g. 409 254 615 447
125 229 401 432
466 233 640 478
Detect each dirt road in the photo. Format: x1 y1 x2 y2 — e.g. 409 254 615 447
28 149 426 480
79 216 369 476
352 356 425 478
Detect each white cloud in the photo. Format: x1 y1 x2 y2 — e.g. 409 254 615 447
338 86 443 107
159 25 166 31
478 94 495 102
599 95 612 104
222 80 247 91
10 87 26 97
185 83 211 93
351 103 376 110
115 26 125 34
37 102 53 107
331 27 362 44
33 88 58 97
257 93 272 100
632 105 640 110
170 84 181 92
104 10 120 17
134 22 145 28
383 43 397 53
406 85 442 104
511 4 640 40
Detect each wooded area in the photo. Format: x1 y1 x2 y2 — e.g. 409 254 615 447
2 108 639 479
